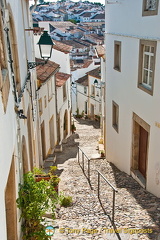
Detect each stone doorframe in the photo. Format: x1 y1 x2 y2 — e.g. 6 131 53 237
131 113 150 186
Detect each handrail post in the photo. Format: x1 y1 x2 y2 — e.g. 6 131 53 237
112 189 115 224
82 152 84 172
78 147 79 164
98 171 100 199
88 159 90 184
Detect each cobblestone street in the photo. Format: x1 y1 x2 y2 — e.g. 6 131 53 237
45 118 160 240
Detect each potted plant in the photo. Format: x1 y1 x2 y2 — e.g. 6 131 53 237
48 166 60 192
71 123 76 133
100 150 105 158
16 172 58 240
33 167 50 182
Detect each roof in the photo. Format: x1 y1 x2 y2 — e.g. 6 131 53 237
53 40 72 54
76 75 88 86
36 59 59 81
60 40 89 49
96 45 105 58
87 66 101 79
80 12 92 18
56 72 71 87
90 13 105 20
82 60 93 68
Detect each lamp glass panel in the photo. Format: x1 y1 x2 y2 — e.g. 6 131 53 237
39 45 52 59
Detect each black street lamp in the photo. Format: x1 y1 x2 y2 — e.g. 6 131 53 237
27 31 54 70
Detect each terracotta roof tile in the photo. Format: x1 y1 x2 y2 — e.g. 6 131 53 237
36 59 59 81
76 75 88 86
56 72 71 87
87 66 101 79
82 60 93 68
53 40 72 54
96 45 105 58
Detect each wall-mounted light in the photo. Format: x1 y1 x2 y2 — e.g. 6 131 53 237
27 31 54 70
18 109 27 119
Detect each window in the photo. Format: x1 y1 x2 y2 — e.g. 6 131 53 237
91 85 95 97
112 101 119 133
47 80 52 101
0 12 10 113
114 41 121 72
138 40 157 95
44 95 47 108
84 86 87 94
142 0 159 16
38 98 42 115
63 83 67 101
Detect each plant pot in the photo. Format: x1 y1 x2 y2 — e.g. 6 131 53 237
35 175 51 182
100 152 105 158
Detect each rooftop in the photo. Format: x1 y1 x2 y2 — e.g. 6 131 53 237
36 59 59 82
53 40 72 54
56 72 71 87
76 75 88 86
87 66 101 79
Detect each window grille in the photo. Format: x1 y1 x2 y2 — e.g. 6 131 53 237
146 0 157 10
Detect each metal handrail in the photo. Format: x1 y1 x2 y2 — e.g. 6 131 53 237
77 146 91 185
77 147 118 224
96 170 118 224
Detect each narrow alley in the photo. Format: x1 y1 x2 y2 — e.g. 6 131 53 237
45 118 160 240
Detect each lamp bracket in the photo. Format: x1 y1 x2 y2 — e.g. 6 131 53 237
27 60 48 70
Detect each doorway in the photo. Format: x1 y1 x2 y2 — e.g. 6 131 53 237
49 115 55 151
132 113 150 182
138 126 148 178
5 157 17 240
41 121 46 160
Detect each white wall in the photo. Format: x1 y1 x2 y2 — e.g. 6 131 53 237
71 62 97 114
56 78 71 143
0 0 38 238
77 84 88 114
37 76 57 157
88 75 101 116
105 0 160 197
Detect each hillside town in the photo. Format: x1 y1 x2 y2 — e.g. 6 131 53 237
1 0 160 239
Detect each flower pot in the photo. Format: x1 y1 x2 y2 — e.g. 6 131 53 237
35 175 51 182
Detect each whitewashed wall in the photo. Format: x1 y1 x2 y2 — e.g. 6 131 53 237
105 0 160 197
0 0 38 239
57 78 71 142
71 63 97 114
76 84 88 114
37 76 57 157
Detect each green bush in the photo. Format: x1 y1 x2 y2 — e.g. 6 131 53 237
16 172 58 240
59 194 72 207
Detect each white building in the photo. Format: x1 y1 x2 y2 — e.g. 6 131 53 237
0 0 39 239
76 66 101 119
71 60 97 114
56 72 72 143
105 0 160 197
36 60 60 161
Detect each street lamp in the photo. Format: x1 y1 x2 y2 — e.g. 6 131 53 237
27 31 54 70
38 31 54 59
94 79 101 89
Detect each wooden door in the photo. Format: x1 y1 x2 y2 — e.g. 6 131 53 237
138 126 148 178
41 121 46 160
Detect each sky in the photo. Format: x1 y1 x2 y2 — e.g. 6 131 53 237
30 0 105 6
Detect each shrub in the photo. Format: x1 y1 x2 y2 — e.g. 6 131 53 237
59 193 72 207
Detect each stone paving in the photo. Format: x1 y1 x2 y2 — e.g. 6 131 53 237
45 118 160 240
